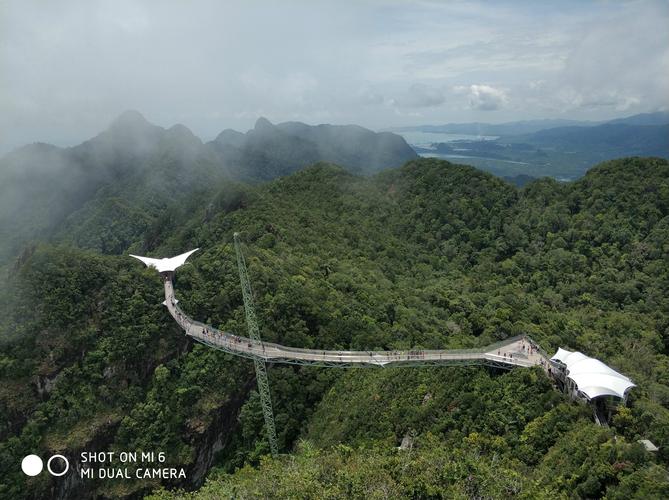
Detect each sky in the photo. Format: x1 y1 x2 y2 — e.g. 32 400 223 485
1 0 668 153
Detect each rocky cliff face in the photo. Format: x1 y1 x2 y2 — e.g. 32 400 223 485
187 378 255 487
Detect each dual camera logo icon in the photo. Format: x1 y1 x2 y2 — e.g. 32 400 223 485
21 454 69 477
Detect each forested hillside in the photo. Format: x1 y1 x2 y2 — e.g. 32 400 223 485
1 157 668 499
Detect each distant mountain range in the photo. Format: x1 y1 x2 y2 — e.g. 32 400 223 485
509 123 669 155
393 112 669 183
387 111 669 136
2 109 666 262
0 112 416 263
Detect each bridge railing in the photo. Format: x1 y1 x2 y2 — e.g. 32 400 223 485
166 281 543 364
177 311 526 359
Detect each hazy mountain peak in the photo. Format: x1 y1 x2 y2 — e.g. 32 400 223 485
5 141 60 158
109 110 152 130
606 111 669 126
214 128 245 147
254 116 274 132
167 123 199 141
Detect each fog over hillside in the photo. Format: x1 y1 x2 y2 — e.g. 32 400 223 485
0 112 416 263
2 1 668 153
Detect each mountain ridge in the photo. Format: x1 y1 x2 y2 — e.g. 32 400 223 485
0 112 416 263
387 110 669 136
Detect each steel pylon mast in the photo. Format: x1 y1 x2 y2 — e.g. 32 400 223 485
233 233 279 457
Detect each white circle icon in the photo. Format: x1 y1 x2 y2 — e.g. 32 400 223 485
21 455 43 476
47 455 69 477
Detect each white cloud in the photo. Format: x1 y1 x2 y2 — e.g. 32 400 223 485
395 84 445 108
455 84 508 111
357 89 385 106
0 0 667 151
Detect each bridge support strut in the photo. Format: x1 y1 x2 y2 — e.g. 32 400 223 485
234 233 279 457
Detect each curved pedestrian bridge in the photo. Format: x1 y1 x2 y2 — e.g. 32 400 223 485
130 249 636 434
163 276 550 370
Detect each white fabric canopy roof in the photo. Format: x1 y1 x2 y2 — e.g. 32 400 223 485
130 248 199 273
551 348 635 400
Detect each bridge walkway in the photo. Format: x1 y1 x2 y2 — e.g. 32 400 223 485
163 276 551 370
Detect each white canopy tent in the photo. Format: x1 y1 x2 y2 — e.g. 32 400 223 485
130 248 199 273
551 348 635 400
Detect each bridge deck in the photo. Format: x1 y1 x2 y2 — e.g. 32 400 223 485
164 278 550 369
